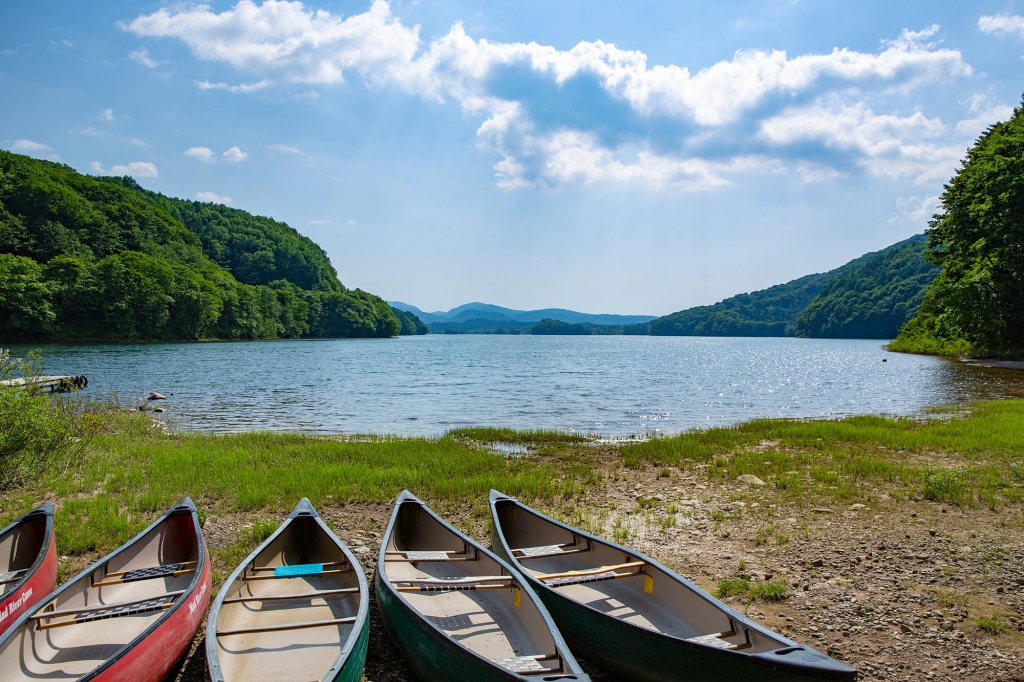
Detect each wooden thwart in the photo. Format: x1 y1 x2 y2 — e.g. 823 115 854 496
216 616 356 637
248 561 347 573
537 561 645 582
242 567 353 582
393 575 513 586
30 591 185 621
221 587 359 605
35 601 176 630
93 568 196 588
103 560 197 579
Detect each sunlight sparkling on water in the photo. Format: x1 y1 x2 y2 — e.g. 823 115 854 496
18 335 1024 437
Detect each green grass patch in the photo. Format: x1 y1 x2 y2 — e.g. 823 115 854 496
976 617 1008 635
714 576 789 602
620 401 1024 507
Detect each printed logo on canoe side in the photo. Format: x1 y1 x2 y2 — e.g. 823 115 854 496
0 586 33 624
188 580 207 615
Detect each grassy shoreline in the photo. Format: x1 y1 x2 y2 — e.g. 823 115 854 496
2 403 1022 680
3 401 1023 563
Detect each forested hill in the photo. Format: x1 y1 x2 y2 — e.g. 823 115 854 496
795 235 937 339
0 151 413 341
644 235 935 338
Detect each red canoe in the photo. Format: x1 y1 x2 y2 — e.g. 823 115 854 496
0 502 56 636
0 498 211 681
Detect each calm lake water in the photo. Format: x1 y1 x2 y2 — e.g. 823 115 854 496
15 335 1024 437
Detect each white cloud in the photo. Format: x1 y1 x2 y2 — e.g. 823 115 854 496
196 191 232 204
98 108 114 122
978 14 1024 39
223 146 248 162
954 94 1015 138
196 79 269 93
185 146 216 162
130 49 163 68
308 219 328 224
127 1 976 189
129 137 147 146
80 126 101 136
890 195 941 224
90 160 159 177
269 143 302 153
10 139 52 153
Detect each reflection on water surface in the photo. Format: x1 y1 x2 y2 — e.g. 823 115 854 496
13 336 1024 437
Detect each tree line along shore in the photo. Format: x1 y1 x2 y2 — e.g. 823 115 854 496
3 97 1024 354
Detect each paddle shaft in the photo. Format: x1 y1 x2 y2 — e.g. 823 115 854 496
536 561 645 581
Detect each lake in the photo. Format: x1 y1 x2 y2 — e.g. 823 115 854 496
15 335 1024 437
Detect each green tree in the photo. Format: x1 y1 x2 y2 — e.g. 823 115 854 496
0 254 54 337
898 96 1024 356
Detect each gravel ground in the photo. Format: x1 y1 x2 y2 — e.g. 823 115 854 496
152 448 1024 682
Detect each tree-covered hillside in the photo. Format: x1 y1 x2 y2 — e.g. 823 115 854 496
390 306 429 335
0 151 400 341
794 235 938 339
892 97 1024 358
647 236 930 337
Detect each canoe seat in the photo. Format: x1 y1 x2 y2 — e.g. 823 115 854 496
35 594 180 631
120 563 187 583
545 571 618 588
493 654 559 673
686 632 751 651
273 563 324 578
402 551 453 561
0 569 26 584
512 542 590 561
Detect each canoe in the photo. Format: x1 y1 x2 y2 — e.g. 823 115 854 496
0 502 56 635
376 490 591 681
206 498 369 682
489 491 857 682
0 498 211 682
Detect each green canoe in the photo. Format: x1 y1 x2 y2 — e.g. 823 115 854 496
376 490 591 681
206 498 369 682
489 490 857 682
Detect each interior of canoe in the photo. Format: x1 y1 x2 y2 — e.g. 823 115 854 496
213 516 361 682
0 511 198 681
385 500 567 676
494 499 786 654
0 512 46 598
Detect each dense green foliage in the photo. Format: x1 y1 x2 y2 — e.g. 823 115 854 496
0 350 95 488
391 306 429 335
794 235 938 339
893 98 1024 357
531 318 593 335
647 236 931 338
0 152 399 340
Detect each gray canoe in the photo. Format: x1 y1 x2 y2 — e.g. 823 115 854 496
489 490 857 682
206 498 369 682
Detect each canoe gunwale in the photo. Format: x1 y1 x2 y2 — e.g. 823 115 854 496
376 490 588 681
0 501 53 604
488 490 857 681
0 498 208 681
205 498 369 682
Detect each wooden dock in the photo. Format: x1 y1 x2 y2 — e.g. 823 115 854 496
0 375 88 392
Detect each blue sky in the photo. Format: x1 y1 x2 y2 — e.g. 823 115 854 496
2 1 1023 316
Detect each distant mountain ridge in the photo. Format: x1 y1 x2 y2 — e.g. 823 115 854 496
388 301 656 331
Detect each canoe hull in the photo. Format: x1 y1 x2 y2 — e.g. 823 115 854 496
375 570 521 682
206 498 369 682
91 552 211 682
0 504 57 636
333 611 370 682
532 580 830 682
489 493 856 682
